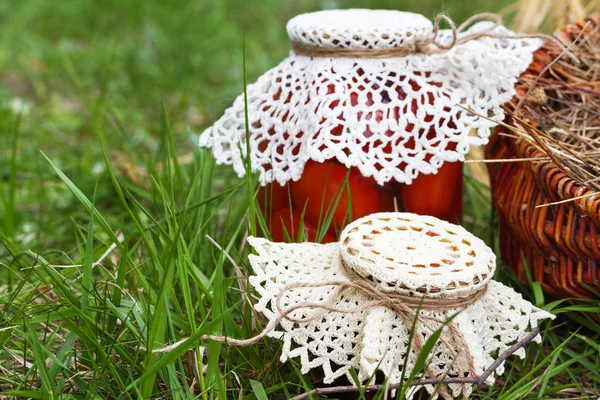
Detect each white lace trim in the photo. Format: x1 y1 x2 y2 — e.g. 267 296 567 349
200 10 542 186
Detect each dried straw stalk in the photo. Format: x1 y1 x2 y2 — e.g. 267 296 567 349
506 13 600 193
467 0 598 185
509 0 598 33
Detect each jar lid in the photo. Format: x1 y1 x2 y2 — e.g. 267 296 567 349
287 9 433 50
340 213 494 298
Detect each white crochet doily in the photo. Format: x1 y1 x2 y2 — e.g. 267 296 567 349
200 9 543 186
247 213 555 399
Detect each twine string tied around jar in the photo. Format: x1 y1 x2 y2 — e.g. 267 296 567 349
290 12 569 59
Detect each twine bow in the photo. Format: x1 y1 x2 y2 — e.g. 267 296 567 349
291 12 564 58
273 260 486 398
187 256 488 398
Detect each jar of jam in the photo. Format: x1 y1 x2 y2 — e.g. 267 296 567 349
200 9 542 242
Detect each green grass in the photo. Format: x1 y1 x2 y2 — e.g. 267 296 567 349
0 0 599 398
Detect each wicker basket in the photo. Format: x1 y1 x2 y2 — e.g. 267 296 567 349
485 15 600 300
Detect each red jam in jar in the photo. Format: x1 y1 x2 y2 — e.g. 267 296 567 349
259 159 462 243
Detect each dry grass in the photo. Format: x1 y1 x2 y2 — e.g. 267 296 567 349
508 0 600 33
509 13 600 192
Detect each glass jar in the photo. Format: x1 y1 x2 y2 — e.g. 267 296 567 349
200 9 542 243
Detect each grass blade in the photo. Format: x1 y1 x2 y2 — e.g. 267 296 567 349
250 379 269 400
25 321 56 399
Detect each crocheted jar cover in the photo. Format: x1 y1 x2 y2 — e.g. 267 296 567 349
200 9 542 186
247 212 554 400
340 213 495 298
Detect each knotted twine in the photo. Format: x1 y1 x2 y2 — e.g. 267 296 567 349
291 12 567 59
269 260 486 398
159 254 489 396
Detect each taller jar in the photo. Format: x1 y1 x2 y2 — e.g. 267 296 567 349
200 9 542 243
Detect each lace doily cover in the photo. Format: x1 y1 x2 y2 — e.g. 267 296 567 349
247 213 554 399
200 9 543 186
